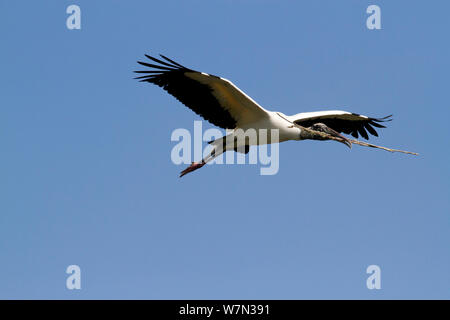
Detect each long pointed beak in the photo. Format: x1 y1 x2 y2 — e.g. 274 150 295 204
331 130 352 149
307 123 353 149
339 137 352 149
326 128 352 149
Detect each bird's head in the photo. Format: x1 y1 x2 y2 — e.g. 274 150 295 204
307 123 352 149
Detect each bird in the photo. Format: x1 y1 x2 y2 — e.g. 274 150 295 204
135 54 392 177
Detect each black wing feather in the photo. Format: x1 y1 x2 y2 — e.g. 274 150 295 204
295 113 392 140
159 54 189 68
144 54 181 69
364 123 378 136
135 54 237 129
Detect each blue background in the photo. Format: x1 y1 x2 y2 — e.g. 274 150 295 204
1 0 449 299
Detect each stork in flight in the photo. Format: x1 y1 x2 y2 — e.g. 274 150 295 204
135 55 392 177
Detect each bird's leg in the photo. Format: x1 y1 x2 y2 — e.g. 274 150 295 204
179 161 206 178
179 147 221 178
303 123 352 148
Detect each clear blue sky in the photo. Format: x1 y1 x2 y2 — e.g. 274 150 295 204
1 0 449 299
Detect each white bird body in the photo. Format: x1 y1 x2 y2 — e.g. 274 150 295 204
237 111 302 143
135 55 392 176
207 111 301 157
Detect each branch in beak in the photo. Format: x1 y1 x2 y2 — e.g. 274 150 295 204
300 123 352 149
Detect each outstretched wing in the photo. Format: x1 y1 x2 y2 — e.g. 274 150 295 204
135 55 269 129
288 110 392 140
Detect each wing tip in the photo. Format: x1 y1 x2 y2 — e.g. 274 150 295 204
373 114 393 122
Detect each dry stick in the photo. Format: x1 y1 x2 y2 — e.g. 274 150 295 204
293 124 419 156
346 138 419 155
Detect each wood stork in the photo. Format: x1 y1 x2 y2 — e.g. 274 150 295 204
135 55 392 177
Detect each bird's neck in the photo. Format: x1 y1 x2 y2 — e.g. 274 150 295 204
299 128 326 141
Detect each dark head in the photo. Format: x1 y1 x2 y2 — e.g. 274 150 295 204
307 123 352 149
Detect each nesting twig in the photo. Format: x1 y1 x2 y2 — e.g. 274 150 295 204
294 124 419 156
346 138 418 155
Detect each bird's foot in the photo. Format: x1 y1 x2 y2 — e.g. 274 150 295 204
179 161 206 178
